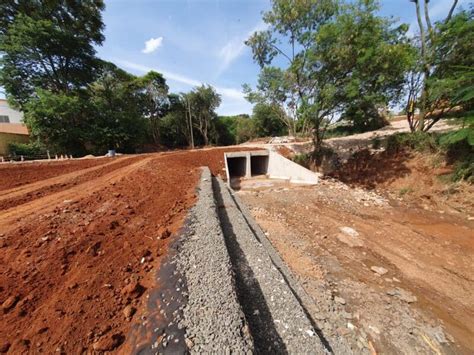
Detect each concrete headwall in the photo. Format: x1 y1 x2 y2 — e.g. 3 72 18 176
267 150 319 184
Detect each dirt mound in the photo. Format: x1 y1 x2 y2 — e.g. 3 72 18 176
0 147 250 353
330 148 473 213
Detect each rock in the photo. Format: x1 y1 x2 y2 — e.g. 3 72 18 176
93 333 124 351
371 266 388 275
121 281 145 299
185 338 194 349
337 233 364 248
123 305 136 319
386 288 417 303
2 295 19 313
0 342 11 353
335 296 346 305
339 226 359 237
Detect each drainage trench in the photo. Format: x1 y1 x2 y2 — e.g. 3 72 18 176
212 176 327 354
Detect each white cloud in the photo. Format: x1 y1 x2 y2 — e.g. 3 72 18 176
217 22 268 74
114 59 247 113
142 37 163 54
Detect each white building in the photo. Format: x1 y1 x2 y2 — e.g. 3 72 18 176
0 98 24 123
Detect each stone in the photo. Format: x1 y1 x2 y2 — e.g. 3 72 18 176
335 296 346 305
386 288 417 303
337 233 364 248
121 281 145 299
371 266 388 275
185 338 194 349
2 295 19 313
92 333 124 351
339 226 359 237
123 305 136 319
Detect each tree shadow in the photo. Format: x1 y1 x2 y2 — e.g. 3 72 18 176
330 148 412 189
213 178 288 354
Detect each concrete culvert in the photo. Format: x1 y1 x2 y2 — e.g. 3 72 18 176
227 157 247 177
250 155 268 176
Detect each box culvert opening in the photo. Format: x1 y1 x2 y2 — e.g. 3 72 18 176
227 157 247 177
250 155 269 176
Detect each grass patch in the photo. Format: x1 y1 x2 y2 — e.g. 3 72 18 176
399 187 413 196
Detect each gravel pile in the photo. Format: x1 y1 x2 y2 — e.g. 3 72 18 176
213 177 329 354
174 167 253 353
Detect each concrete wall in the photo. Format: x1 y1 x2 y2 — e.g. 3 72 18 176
225 150 320 186
0 99 24 124
267 150 319 184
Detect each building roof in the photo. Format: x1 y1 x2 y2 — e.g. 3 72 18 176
0 123 29 135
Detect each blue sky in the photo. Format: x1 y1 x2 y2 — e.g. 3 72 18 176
1 0 470 115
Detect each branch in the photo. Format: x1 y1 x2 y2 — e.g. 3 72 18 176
423 0 435 44
445 0 459 24
269 43 292 64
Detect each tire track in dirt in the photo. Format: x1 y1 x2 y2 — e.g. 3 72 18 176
0 158 113 192
0 157 151 234
0 156 142 211
0 154 200 354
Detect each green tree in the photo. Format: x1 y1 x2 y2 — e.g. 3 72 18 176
407 0 470 131
136 71 170 145
0 0 105 109
23 88 92 155
184 85 222 146
246 0 413 151
317 0 414 131
252 103 287 137
88 62 147 153
0 0 105 154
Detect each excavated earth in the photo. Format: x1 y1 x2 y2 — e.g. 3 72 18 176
2 145 472 354
0 148 258 354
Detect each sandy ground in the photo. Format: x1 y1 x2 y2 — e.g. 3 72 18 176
0 148 248 353
238 178 474 354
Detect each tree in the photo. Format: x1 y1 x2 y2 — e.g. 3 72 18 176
136 71 170 145
0 0 106 154
317 0 414 131
160 94 194 148
23 88 92 155
252 103 287 137
246 0 413 152
245 0 339 149
0 0 105 109
185 85 221 146
407 0 469 131
88 62 147 153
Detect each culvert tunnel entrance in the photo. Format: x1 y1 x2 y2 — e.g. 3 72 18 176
224 149 319 189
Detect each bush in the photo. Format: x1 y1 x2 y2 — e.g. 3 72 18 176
8 141 47 157
386 132 439 153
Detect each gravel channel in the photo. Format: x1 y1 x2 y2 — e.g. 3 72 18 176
174 167 253 353
213 177 330 354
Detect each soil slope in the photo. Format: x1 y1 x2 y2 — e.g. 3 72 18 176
0 148 246 353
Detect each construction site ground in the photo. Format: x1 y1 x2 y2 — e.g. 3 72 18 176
0 142 473 354
0 148 245 353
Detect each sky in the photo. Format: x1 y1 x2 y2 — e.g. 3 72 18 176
1 0 471 115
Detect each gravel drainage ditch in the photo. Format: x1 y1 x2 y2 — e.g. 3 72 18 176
138 167 330 353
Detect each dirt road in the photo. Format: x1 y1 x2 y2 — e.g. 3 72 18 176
0 148 244 353
239 179 474 354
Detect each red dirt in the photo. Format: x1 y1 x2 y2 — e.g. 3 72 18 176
275 146 295 160
0 147 251 354
0 158 112 192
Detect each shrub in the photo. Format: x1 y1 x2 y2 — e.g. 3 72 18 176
8 141 47 157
